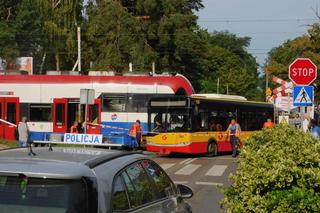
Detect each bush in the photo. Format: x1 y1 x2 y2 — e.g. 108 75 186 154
222 125 320 212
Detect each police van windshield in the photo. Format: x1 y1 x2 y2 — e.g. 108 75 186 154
0 175 88 213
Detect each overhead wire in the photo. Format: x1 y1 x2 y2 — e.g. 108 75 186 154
197 18 318 23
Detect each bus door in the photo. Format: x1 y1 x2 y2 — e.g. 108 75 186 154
53 98 68 133
86 99 101 134
0 97 20 140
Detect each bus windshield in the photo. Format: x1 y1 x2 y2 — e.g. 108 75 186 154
149 109 191 132
0 175 88 213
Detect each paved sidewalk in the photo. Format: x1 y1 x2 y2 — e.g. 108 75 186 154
0 145 8 150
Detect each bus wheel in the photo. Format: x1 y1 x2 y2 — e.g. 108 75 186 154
206 141 217 157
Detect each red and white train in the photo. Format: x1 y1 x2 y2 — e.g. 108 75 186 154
0 73 194 141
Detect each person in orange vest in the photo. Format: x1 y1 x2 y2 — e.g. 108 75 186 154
130 120 142 149
226 119 241 157
263 118 274 128
70 121 79 133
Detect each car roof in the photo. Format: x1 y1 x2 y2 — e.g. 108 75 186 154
0 147 142 179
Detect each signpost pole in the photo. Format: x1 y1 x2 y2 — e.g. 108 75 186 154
84 89 88 134
80 89 95 135
287 92 291 113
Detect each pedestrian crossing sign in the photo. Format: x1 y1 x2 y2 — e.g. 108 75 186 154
279 115 289 125
293 86 313 107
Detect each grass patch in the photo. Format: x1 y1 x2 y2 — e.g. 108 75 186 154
0 140 18 148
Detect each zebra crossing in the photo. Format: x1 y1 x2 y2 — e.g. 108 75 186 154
148 155 238 213
155 156 236 186
175 164 201 175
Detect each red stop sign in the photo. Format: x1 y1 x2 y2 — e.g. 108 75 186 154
289 58 317 85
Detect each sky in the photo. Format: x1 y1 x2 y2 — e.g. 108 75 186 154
196 0 320 67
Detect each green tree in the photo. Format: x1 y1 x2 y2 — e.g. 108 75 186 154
0 0 84 72
0 0 262 100
200 31 261 100
84 0 206 90
0 0 21 62
84 0 154 72
33 0 83 71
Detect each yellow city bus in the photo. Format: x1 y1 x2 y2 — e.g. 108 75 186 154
146 94 275 156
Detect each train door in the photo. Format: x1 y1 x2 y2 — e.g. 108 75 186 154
53 98 68 133
87 99 101 134
0 97 20 140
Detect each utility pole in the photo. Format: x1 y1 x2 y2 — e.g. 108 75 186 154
265 68 268 90
152 62 155 75
77 27 81 73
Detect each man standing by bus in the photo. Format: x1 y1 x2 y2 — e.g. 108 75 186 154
130 120 142 149
226 119 241 157
18 117 29 148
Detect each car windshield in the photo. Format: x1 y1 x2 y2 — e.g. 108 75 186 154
0 174 88 213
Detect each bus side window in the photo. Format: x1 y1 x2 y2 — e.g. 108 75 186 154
209 111 224 131
198 110 209 131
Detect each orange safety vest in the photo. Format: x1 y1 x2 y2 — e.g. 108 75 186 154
227 123 240 137
263 121 274 128
130 123 142 137
70 125 79 133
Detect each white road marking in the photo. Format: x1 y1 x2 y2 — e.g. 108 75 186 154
175 164 201 175
179 158 192 164
173 181 188 184
200 157 236 160
160 163 175 170
184 158 198 164
205 165 228 177
195 181 223 186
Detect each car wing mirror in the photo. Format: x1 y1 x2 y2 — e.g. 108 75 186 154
177 184 193 199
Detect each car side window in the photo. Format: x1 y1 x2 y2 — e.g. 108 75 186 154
141 160 176 199
112 174 130 211
122 162 157 208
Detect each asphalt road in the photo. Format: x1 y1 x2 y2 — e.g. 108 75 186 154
146 153 237 213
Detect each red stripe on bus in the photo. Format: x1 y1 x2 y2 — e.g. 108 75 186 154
146 141 233 155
